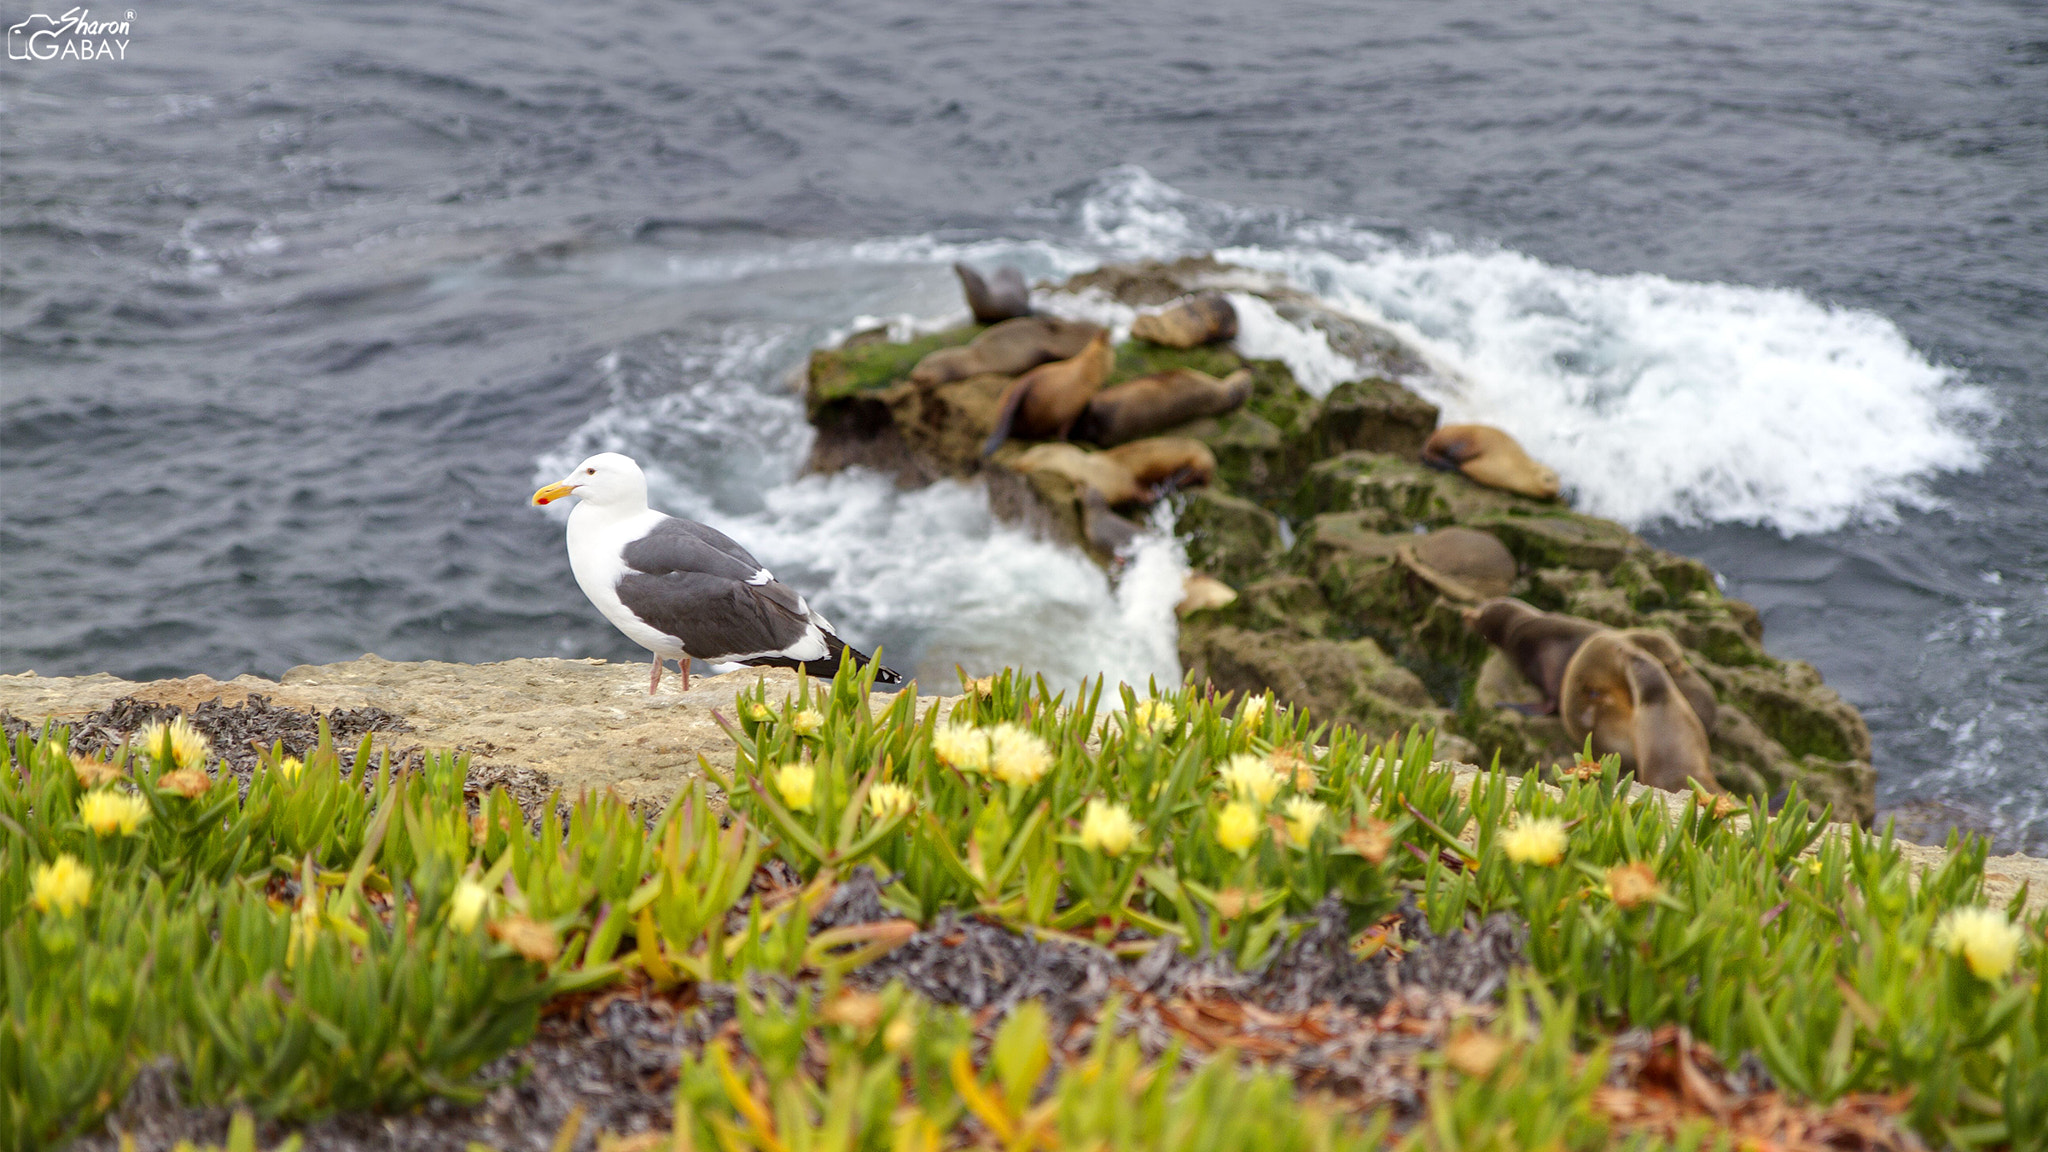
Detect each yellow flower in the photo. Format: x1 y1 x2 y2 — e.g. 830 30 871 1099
867 781 916 821
134 717 210 769
1501 817 1568 867
968 675 997 698
30 854 92 915
70 753 124 789
275 756 306 783
1218 753 1282 806
1445 1028 1507 1078
1282 796 1326 848
988 723 1053 786
1235 693 1269 729
1127 698 1178 734
745 701 774 723
1078 799 1138 858
490 915 562 964
156 768 213 798
790 707 824 736
883 1015 915 1054
932 722 991 774
1271 744 1317 792
1934 907 2024 982
1605 862 1662 909
1215 801 1259 856
774 761 817 813
78 789 150 836
449 879 489 932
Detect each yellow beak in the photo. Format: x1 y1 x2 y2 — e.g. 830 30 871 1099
531 482 576 507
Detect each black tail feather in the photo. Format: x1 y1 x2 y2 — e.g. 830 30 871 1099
744 631 904 685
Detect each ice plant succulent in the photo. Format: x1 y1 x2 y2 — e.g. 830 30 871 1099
449 879 489 932
988 723 1053 786
866 781 916 821
1501 817 1568 866
774 761 818 813
1605 861 1662 909
932 722 991 774
1078 799 1137 857
1933 906 2024 981
1281 796 1326 848
1127 698 1178 734
30 854 92 915
156 767 213 798
78 789 149 836
134 717 210 769
1218 753 1282 806
1215 801 1259 856
1234 693 1268 730
790 707 824 737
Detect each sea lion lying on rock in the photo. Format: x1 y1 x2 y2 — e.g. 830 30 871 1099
1396 527 1517 602
1614 627 1717 731
955 262 1032 324
1464 597 1606 716
1014 442 1145 507
1104 436 1216 494
1559 630 1717 792
1070 367 1253 446
1131 293 1238 348
910 317 1102 387
1421 424 1561 500
1177 573 1239 616
982 331 1116 454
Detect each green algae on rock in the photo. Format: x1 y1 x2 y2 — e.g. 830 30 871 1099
797 258 1878 821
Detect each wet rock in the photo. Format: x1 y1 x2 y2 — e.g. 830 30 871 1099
1176 490 1282 587
1305 377 1440 461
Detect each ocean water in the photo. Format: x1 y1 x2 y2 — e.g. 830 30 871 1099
2 0 2042 847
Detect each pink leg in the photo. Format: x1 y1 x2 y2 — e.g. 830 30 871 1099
679 658 691 692
649 654 663 695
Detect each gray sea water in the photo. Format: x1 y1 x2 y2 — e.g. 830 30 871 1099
2 0 2043 847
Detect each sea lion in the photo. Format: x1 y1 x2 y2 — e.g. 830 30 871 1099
1616 627 1718 731
1421 424 1561 500
981 330 1116 454
1070 367 1253 446
1178 573 1239 616
1464 597 1605 715
1131 293 1238 348
1560 632 1715 792
1104 437 1216 495
910 317 1102 387
955 262 1032 324
1013 442 1145 507
1398 527 1517 602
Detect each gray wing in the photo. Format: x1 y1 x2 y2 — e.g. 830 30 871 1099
615 517 818 660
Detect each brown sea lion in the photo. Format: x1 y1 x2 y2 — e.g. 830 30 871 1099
1013 442 1145 506
1398 527 1518 602
1177 573 1239 616
955 262 1031 324
1070 367 1253 446
1616 627 1718 731
910 317 1102 387
1464 597 1605 715
1104 437 1216 495
1131 293 1238 348
1421 424 1561 500
1560 632 1715 792
981 330 1116 455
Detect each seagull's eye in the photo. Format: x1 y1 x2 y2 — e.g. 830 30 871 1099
585 468 596 475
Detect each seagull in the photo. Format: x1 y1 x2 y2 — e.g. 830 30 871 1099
532 452 903 693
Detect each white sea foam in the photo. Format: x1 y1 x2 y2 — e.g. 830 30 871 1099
1223 292 1360 398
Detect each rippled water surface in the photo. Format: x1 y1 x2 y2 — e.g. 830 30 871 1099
3 0 2043 846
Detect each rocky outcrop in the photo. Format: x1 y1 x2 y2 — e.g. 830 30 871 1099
798 257 1880 821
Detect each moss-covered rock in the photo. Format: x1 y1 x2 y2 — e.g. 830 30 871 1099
1176 490 1282 588
794 255 1878 820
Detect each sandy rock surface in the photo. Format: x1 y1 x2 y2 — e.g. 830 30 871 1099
0 654 916 809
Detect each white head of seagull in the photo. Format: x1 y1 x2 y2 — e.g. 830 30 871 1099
531 451 903 695
532 451 647 512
